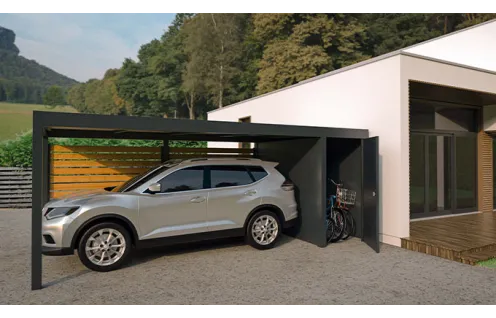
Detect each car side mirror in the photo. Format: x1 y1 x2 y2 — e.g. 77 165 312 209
147 183 161 194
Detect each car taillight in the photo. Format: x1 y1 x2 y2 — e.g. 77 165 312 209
281 179 294 191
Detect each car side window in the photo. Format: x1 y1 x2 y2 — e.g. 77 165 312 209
246 166 268 181
157 166 204 193
209 165 254 188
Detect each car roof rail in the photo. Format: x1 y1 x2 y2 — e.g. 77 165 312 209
181 157 262 163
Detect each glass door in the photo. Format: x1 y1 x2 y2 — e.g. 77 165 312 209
410 132 477 218
410 134 425 215
428 135 452 213
410 133 452 218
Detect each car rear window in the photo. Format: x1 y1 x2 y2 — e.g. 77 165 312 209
246 165 268 181
209 165 253 188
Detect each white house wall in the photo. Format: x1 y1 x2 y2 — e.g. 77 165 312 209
404 20 496 72
208 55 403 246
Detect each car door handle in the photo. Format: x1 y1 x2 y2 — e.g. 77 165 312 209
190 196 206 203
244 190 257 196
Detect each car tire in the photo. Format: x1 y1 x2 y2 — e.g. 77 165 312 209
246 210 282 250
77 222 132 272
329 208 346 243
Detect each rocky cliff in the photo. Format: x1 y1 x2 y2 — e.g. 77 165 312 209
0 26 20 54
0 26 78 104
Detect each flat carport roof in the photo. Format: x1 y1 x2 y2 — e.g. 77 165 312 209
32 111 369 290
36 111 368 141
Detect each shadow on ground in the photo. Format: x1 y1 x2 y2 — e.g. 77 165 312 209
44 235 296 286
44 269 92 288
128 235 295 269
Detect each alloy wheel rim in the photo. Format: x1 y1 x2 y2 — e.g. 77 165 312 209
252 215 278 245
85 228 126 266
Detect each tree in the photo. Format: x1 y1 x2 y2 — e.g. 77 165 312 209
229 15 263 103
60 13 496 119
182 14 247 108
257 40 330 94
0 80 6 101
254 14 369 94
359 14 443 56
67 83 87 112
43 85 65 107
252 14 294 43
455 13 496 30
152 14 195 118
79 70 128 115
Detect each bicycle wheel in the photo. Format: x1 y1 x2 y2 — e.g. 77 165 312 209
329 208 346 243
341 209 356 240
326 217 335 244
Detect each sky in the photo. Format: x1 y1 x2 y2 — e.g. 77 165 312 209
0 13 175 82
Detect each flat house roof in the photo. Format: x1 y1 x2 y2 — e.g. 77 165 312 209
34 111 369 141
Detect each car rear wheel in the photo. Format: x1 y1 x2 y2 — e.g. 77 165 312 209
246 210 281 250
77 222 132 272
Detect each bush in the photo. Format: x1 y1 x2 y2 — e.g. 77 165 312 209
50 137 164 147
51 138 207 148
0 132 208 167
0 132 33 167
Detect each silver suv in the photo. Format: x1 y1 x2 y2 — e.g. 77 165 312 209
41 158 298 271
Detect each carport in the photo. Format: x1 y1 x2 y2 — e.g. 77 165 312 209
32 111 379 290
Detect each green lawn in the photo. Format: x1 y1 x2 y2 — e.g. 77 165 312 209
0 102 77 141
477 258 496 269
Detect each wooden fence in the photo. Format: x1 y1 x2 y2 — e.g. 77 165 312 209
50 145 162 199
0 167 32 208
50 145 253 199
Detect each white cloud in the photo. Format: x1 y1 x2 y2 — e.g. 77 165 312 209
0 13 173 82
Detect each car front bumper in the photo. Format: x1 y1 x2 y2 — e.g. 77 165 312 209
41 210 78 254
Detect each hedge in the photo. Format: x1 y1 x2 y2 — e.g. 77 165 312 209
0 132 207 168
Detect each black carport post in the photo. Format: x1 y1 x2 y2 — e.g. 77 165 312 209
32 114 49 290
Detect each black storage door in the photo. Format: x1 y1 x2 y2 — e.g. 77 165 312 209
362 137 380 253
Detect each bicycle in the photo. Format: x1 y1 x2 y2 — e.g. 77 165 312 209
326 179 356 243
331 179 356 240
326 179 346 243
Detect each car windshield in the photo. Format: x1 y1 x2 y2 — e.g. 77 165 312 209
111 160 182 192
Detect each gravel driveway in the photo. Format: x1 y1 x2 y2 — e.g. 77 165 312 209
1 209 495 304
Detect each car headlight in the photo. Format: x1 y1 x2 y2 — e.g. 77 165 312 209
44 207 79 220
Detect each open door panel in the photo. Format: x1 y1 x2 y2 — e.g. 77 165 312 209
362 137 380 253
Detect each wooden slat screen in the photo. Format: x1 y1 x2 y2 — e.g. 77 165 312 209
477 131 493 213
50 145 161 199
49 145 254 199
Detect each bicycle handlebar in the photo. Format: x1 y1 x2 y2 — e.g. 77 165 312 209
328 178 343 187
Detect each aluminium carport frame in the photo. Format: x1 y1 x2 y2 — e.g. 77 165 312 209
32 111 370 290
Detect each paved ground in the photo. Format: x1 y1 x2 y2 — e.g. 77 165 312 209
1 209 496 304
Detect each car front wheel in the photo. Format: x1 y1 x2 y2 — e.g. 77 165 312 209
246 210 281 250
77 222 132 272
